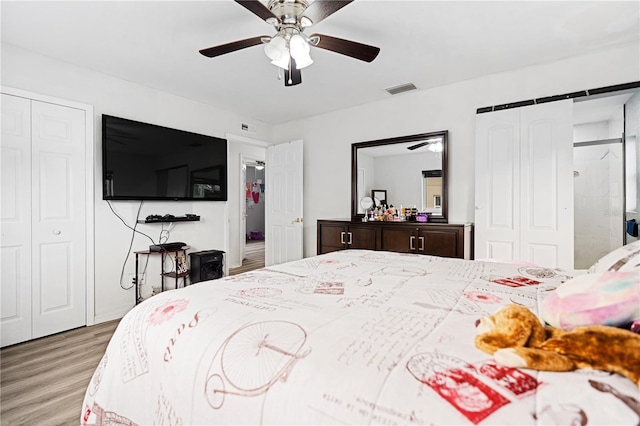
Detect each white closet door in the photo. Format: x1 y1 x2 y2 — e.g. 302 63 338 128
475 100 573 269
475 108 521 260
1 94 33 347
520 100 574 269
31 100 86 338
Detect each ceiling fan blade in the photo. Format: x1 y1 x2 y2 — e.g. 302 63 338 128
311 33 380 62
407 142 429 151
301 0 353 26
284 58 302 86
199 36 267 58
234 0 278 23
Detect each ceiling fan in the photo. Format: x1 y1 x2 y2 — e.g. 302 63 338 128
407 138 444 152
199 0 380 86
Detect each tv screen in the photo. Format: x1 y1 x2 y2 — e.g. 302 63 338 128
102 115 227 201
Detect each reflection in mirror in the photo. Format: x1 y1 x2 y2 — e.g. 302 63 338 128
360 196 374 221
360 196 374 210
371 189 387 206
423 170 443 214
351 131 448 223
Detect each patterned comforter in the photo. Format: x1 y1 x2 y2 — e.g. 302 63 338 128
81 250 640 425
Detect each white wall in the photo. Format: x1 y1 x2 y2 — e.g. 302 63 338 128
272 42 640 257
1 43 274 322
574 122 610 142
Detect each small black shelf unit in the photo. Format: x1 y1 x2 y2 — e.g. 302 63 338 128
134 246 190 304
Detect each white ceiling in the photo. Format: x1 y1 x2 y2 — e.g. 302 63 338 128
2 1 638 125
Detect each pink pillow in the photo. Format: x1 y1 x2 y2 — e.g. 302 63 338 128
541 270 640 330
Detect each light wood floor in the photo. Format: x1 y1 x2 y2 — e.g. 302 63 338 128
0 319 120 426
229 239 265 275
0 241 264 425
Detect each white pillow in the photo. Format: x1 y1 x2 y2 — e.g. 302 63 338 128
588 240 640 273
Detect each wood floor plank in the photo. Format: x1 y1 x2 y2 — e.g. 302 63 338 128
0 319 119 426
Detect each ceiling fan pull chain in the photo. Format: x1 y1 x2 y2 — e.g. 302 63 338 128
288 58 293 85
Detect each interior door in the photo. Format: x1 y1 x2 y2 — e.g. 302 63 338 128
475 108 521 261
1 94 33 347
31 100 86 339
265 140 303 266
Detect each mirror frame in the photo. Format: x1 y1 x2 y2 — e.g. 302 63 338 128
351 130 448 223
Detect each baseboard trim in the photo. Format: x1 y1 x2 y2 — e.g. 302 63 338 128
92 303 132 325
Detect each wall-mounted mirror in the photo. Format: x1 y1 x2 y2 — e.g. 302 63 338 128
351 131 448 223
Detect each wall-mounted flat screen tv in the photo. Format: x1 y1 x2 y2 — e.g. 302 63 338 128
102 115 227 201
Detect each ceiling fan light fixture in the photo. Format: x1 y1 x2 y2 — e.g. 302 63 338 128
294 53 313 69
289 34 308 56
290 34 313 69
300 16 313 28
427 141 443 153
271 53 291 69
264 35 287 60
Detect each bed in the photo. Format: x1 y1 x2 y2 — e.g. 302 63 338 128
81 249 640 425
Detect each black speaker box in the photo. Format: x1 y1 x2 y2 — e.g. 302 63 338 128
189 250 224 284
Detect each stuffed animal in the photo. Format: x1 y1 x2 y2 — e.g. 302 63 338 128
474 304 640 387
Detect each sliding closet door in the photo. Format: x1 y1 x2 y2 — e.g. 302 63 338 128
475 100 574 269
519 101 573 268
475 108 521 260
1 94 33 347
31 100 87 339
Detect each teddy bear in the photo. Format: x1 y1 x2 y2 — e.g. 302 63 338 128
474 304 640 387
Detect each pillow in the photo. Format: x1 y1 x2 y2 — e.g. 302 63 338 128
588 240 640 273
541 270 640 330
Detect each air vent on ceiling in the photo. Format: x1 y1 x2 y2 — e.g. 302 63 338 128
386 83 417 95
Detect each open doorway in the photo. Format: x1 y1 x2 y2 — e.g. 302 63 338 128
573 89 639 268
231 159 266 275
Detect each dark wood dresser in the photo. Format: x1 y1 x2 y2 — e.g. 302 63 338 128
317 219 473 259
